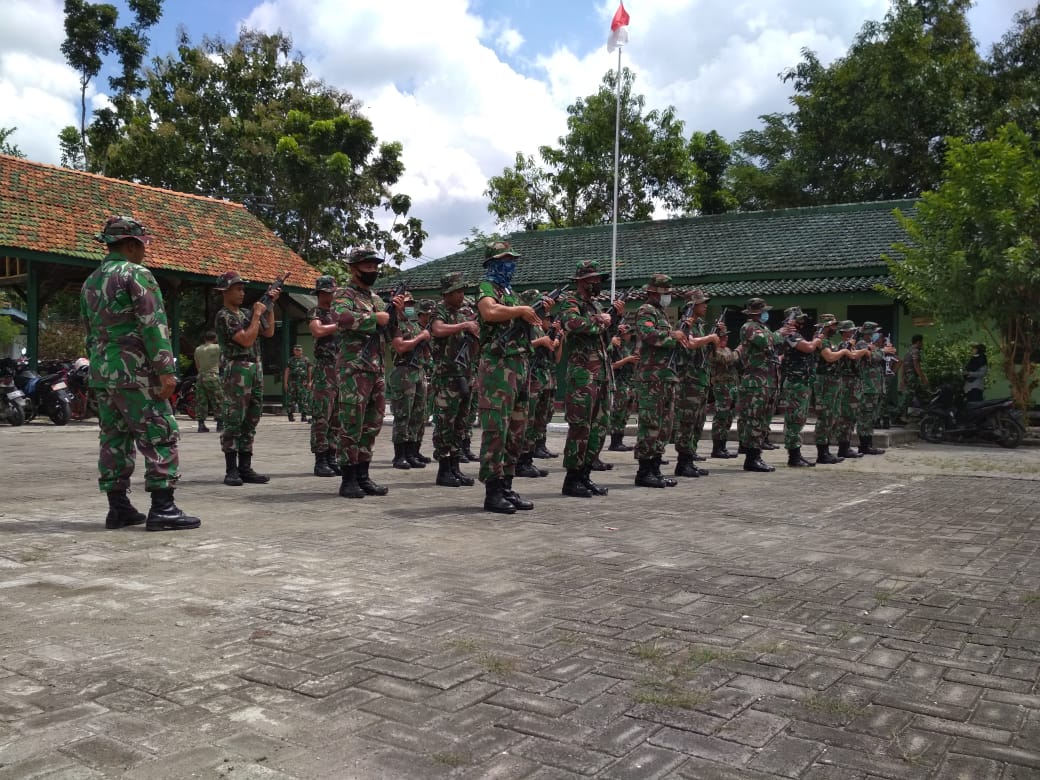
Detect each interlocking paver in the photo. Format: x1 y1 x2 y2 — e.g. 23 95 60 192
1 423 1039 778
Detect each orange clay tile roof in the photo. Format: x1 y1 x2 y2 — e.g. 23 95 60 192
0 154 319 289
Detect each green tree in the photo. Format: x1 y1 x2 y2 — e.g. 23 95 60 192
93 30 424 265
0 127 26 158
731 0 984 209
985 5 1040 141
885 124 1040 408
687 130 737 215
485 68 698 230
60 0 163 171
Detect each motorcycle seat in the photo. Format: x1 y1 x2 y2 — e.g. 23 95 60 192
965 398 1010 410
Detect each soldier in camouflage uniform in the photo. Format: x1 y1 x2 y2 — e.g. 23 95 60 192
331 247 404 498
308 275 342 477
633 274 683 488
779 307 822 467
737 298 791 473
282 345 312 422
388 291 432 470
671 289 720 478
516 289 559 481
835 320 869 459
475 241 544 514
193 330 223 433
415 299 436 464
855 321 892 455
430 272 479 488
900 334 928 421
813 314 852 464
80 216 200 531
558 260 625 497
607 320 638 452
460 295 481 462
216 271 279 486
709 321 740 458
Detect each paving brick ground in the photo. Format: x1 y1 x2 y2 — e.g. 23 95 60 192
0 417 1038 779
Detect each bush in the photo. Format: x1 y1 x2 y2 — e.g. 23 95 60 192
38 319 86 361
920 330 982 390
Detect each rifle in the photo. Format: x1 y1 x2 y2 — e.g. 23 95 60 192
497 284 568 348
451 320 479 398
665 302 695 374
258 271 290 313
608 287 638 329
363 280 406 366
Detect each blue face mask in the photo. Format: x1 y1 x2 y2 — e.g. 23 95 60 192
403 307 416 319
871 332 880 343
760 312 769 324
485 260 516 288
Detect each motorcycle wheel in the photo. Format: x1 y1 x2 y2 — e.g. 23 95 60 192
50 400 71 426
993 412 1023 449
919 415 946 444
6 405 24 427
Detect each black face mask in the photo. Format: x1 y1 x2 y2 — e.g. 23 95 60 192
587 282 602 296
356 270 380 287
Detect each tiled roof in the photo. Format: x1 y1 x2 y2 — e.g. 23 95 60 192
398 199 914 293
0 154 319 289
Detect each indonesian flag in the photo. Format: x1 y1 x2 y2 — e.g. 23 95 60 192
607 2 630 52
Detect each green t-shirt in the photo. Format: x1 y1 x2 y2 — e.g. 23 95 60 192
194 342 221 377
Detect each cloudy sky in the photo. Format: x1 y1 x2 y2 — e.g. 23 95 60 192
0 0 1031 263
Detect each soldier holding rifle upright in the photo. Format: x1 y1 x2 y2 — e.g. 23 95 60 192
779 307 822 468
308 275 343 478
388 290 432 470
671 289 720 479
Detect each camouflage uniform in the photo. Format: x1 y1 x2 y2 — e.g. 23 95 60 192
431 282 478 465
813 319 843 450
737 298 782 471
901 343 925 415
672 298 711 466
710 346 739 454
779 311 816 452
216 305 264 455
193 341 223 424
308 279 342 457
81 249 179 493
633 274 679 488
608 332 638 448
520 292 558 468
835 322 862 453
284 353 311 419
388 313 429 446
855 321 886 454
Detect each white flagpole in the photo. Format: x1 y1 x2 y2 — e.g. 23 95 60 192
610 44 622 299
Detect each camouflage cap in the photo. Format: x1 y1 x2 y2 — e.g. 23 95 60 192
96 215 151 245
685 288 710 304
482 240 521 267
440 271 469 294
215 271 247 290
838 319 857 332
783 306 807 321
859 321 880 334
817 313 838 326
418 299 436 314
314 275 337 293
518 288 542 305
571 259 605 281
645 273 673 294
742 297 772 314
346 245 383 265
292 344 303 350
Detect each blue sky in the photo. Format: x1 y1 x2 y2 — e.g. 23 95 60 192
0 0 1032 262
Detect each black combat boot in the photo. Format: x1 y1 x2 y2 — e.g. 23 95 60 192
483 478 516 514
415 443 432 464
581 466 608 496
462 438 478 462
743 448 775 473
635 459 666 488
674 452 700 478
859 435 886 455
287 411 295 422
502 476 534 510
562 469 593 498
451 456 474 486
238 452 270 483
711 438 737 459
516 452 547 478
761 440 778 450
815 444 841 465
787 447 815 467
326 451 342 475
338 464 365 498
694 460 710 476
533 438 558 458
392 442 411 470
737 444 747 454
405 442 427 469
215 418 223 433
314 451 336 477
197 419 209 433
837 441 862 459
608 432 633 452
357 461 389 495
436 457 462 487
223 451 243 486
145 489 201 531
653 457 678 487
105 490 146 529
691 449 707 462
301 412 308 423
591 456 613 471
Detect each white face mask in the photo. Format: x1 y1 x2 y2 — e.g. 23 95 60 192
659 294 672 308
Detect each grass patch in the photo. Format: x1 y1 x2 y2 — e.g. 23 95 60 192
1023 593 1040 607
444 637 481 653
874 591 892 606
633 677 710 710
477 653 516 675
681 647 739 669
629 641 670 662
891 733 926 765
431 752 469 767
752 641 784 655
803 694 862 718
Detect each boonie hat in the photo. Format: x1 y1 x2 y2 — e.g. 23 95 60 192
571 259 605 281
645 274 673 294
482 241 521 267
346 246 383 265
742 297 772 314
440 271 469 294
96 215 151 245
215 271 247 290
314 275 336 293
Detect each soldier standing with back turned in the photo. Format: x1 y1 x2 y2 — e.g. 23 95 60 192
81 216 200 531
193 330 223 434
779 307 822 467
736 298 790 473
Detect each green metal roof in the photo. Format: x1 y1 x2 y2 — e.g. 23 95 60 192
398 199 914 292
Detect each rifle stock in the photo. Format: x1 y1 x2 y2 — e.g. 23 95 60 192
497 284 568 348
259 271 290 313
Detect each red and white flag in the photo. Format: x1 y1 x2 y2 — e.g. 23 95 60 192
607 2 630 52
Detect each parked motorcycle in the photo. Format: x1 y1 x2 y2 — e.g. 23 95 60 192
918 383 1025 448
6 358 73 425
0 359 28 426
171 375 196 419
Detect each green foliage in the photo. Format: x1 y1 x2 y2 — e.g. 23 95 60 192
92 30 424 265
0 127 26 158
985 6 1040 141
38 318 86 360
0 315 21 350
885 123 1040 408
687 130 737 215
458 227 507 251
485 68 701 230
919 329 976 389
